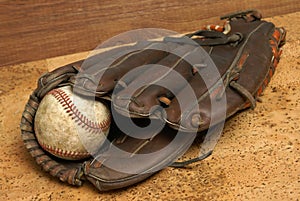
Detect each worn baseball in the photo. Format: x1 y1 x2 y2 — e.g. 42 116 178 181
34 86 111 160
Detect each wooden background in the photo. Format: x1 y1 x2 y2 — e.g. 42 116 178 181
0 0 299 67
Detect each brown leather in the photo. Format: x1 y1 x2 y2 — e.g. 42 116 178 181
73 11 286 133
20 10 286 192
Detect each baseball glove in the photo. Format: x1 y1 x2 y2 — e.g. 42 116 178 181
20 10 286 191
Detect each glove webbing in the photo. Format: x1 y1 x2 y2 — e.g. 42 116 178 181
20 64 84 186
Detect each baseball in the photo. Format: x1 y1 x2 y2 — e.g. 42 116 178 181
34 86 111 160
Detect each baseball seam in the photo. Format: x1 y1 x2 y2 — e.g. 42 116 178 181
49 88 110 134
39 140 91 159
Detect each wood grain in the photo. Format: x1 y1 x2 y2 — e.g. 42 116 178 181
0 0 299 67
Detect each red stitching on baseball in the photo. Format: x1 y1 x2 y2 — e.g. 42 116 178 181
39 140 90 159
49 88 110 134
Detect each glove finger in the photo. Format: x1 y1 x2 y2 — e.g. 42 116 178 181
164 41 249 131
73 41 174 97
164 43 239 130
164 68 219 131
98 48 169 93
113 43 203 116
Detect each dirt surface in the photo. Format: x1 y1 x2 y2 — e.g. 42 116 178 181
0 12 299 200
